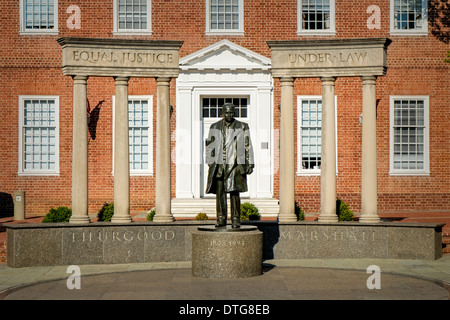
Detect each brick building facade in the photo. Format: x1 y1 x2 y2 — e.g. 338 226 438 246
0 0 449 218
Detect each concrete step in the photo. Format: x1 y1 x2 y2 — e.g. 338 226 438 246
171 198 279 218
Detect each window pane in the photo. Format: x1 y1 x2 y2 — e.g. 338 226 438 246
22 99 57 172
128 99 150 171
202 97 248 119
300 99 322 170
24 0 55 30
302 0 331 30
392 98 426 172
118 0 149 30
393 0 425 30
210 0 240 30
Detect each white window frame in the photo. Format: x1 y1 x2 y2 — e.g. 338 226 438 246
113 0 152 35
390 0 428 36
297 95 337 176
389 95 430 176
205 0 244 36
18 95 60 176
112 95 154 176
19 0 59 35
297 0 336 36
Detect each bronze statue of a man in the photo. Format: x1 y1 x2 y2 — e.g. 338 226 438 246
205 102 254 228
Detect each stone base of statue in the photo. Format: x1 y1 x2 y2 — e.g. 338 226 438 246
192 225 263 278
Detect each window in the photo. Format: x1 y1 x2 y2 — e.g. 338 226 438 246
113 96 153 175
18 96 59 175
298 0 335 35
390 0 428 35
390 96 429 175
202 97 248 118
20 0 58 35
297 96 337 175
206 0 244 35
113 0 152 35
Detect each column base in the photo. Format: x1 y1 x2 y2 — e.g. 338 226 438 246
359 216 380 224
111 216 132 223
278 215 298 223
153 215 174 223
69 216 91 224
318 215 338 223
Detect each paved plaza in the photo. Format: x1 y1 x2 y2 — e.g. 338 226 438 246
1 258 449 300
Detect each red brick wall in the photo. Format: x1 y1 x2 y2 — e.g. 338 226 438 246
1 0 449 216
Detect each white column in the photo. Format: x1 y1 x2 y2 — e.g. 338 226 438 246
360 76 380 223
70 75 90 224
318 77 338 223
278 77 297 222
112 77 132 223
153 77 174 222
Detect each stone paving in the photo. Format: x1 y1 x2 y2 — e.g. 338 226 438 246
1 258 449 300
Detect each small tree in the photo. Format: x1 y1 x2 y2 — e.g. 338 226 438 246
337 199 354 221
42 206 72 223
147 208 156 221
240 202 260 220
97 202 114 221
195 212 209 220
295 202 305 221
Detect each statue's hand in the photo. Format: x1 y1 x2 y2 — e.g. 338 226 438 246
246 166 253 175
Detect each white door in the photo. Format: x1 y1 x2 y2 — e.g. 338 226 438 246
201 96 251 198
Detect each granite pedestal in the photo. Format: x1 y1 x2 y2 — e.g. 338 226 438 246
191 225 263 278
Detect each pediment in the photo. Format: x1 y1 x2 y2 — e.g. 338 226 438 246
180 39 271 71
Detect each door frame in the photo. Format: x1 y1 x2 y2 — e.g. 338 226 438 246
192 87 258 198
199 94 253 198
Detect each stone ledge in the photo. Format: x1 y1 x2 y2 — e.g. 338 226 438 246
6 221 443 268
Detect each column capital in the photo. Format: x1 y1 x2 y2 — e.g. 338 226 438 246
114 77 129 85
280 77 294 84
321 76 336 85
157 77 171 85
361 75 377 84
72 75 88 83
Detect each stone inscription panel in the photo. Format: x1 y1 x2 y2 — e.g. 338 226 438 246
267 38 391 77
273 225 388 259
58 37 183 77
62 226 187 265
68 49 176 69
286 49 370 68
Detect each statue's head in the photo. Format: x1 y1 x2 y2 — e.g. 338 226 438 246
222 102 235 123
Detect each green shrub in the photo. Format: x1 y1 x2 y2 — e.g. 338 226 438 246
195 212 209 220
337 199 354 221
295 202 305 221
147 208 156 221
42 206 72 223
97 202 114 222
240 202 260 220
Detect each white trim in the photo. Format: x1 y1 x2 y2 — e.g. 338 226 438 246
296 95 338 176
389 95 430 176
18 95 60 176
297 0 336 36
205 0 244 35
113 0 152 35
19 0 59 35
389 0 428 36
176 40 274 200
112 95 154 176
